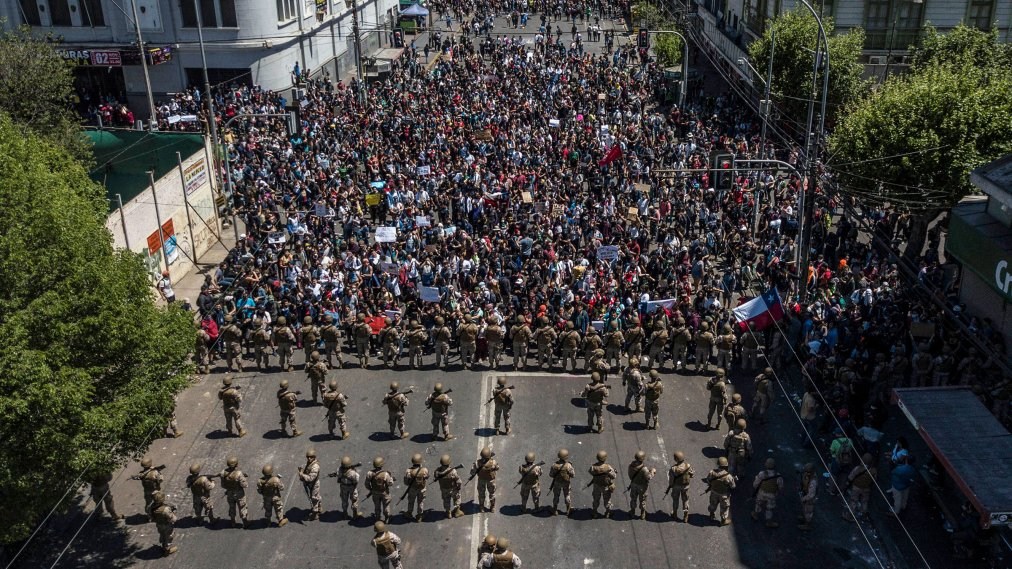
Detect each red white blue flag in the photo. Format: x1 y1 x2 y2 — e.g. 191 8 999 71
733 288 785 332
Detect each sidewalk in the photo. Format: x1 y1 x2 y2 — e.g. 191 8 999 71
157 218 239 311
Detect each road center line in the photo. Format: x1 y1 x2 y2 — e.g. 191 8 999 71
468 371 494 569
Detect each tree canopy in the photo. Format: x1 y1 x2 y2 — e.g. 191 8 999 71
0 113 194 545
910 24 1012 72
747 8 867 131
631 3 683 68
0 25 92 163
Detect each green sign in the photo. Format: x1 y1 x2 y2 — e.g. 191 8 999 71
947 201 1012 302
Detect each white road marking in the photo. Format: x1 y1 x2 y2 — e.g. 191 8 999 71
468 371 494 569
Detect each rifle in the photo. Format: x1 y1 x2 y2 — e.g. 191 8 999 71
428 465 464 486
424 388 453 410
326 464 362 478
751 474 782 499
513 461 545 488
364 470 391 500
397 466 425 504
130 465 167 479
463 453 495 486
663 485 673 497
485 386 516 406
381 389 413 403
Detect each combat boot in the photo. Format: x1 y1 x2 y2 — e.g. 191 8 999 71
489 499 496 512
238 429 247 438
444 433 456 440
400 431 410 439
721 517 731 526
278 517 289 527
639 510 646 520
682 511 689 523
309 511 320 521
342 430 350 439
353 508 363 518
415 513 423 522
551 507 559 516
605 508 612 518
165 545 178 556
446 510 453 519
453 507 464 518
292 429 303 437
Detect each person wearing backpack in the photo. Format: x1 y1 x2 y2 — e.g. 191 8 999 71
828 430 854 495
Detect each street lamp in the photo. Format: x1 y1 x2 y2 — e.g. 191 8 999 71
883 0 924 80
648 30 689 109
194 0 220 160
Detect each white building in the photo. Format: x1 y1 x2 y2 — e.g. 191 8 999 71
1 0 402 115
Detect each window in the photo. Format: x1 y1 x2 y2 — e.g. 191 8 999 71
277 0 297 22
220 0 236 27
817 0 834 19
81 0 105 25
49 0 72 26
19 0 41 25
180 0 237 27
864 0 890 49
967 0 993 30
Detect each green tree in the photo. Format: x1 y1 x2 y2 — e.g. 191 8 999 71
0 25 92 163
654 33 684 68
748 9 867 130
631 3 665 28
910 24 1012 72
0 113 194 545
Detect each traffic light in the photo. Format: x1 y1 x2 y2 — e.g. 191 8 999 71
638 29 650 49
714 154 734 190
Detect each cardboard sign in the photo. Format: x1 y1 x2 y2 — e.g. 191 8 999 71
591 320 605 332
415 216 431 227
552 204 565 217
365 193 383 206
420 286 441 302
268 231 287 244
417 165 431 176
596 245 619 261
375 226 397 243
521 191 533 204
628 207 639 217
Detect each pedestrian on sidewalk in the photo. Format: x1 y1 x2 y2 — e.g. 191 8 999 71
888 455 916 516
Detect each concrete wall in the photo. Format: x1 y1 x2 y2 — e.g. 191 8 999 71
106 138 221 284
959 269 1012 359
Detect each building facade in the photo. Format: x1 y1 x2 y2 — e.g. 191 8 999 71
686 0 1011 84
1 0 401 116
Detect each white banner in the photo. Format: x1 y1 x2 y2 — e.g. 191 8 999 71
596 245 619 261
415 216 431 227
645 299 677 314
268 231 287 244
420 286 441 302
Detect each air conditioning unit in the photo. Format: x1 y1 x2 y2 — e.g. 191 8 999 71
900 55 913 65
868 55 886 65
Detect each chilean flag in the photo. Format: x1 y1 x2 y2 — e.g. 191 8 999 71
598 145 623 166
733 288 785 332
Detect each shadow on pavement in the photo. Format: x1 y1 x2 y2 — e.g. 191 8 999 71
684 420 711 433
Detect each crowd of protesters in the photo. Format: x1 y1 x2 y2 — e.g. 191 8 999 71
146 1 1009 558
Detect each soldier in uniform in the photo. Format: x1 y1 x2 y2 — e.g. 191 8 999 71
425 383 455 440
274 316 297 371
589 450 618 518
218 377 247 437
669 317 691 370
334 456 363 518
407 320 428 368
560 322 582 372
752 367 774 423
715 324 737 372
510 316 532 370
89 471 124 520
911 343 933 387
723 419 753 476
382 382 410 439
320 314 344 368
740 322 760 371
471 446 499 512
694 322 716 372
370 521 404 569
219 455 250 528
402 453 428 521
485 316 505 368
221 315 244 372
549 448 576 516
518 452 542 514
186 463 217 525
277 379 303 437
491 377 515 435
752 458 783 527
354 313 374 368
666 451 694 521
134 457 163 516
706 369 729 429
458 315 480 369
643 370 663 429
623 357 645 413
480 537 521 568
723 393 747 430
581 372 610 433
604 322 624 369
583 326 604 372
323 380 350 439
626 320 645 359
627 450 656 519
251 318 273 370
477 534 497 567
647 321 669 369
433 316 453 368
257 464 288 527
844 453 876 522
704 457 736 526
434 454 464 518
298 448 323 520
381 318 402 368
305 351 329 404
365 456 395 522
797 462 818 530
301 316 320 367
590 348 610 382
194 321 211 373
148 491 178 556
534 317 558 369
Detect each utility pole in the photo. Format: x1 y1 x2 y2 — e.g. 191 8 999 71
130 0 157 128
350 0 366 103
195 0 220 156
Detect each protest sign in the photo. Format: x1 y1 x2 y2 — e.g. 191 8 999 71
375 227 397 243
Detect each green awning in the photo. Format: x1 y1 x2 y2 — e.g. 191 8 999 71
947 199 1012 302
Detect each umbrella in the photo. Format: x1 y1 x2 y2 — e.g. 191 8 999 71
400 3 428 16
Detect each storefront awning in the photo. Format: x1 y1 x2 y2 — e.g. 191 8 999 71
893 387 1012 528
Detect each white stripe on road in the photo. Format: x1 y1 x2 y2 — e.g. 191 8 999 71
468 371 494 569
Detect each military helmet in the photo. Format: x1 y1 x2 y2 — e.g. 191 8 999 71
435 316 445 326
464 314 472 323
277 316 287 325
440 454 451 466
389 381 399 392
227 456 239 468
803 463 815 473
566 321 574 330
223 377 233 386
306 448 317 459
341 456 353 468
731 393 742 403
484 534 497 548
717 457 729 468
654 321 664 331
304 316 313 325
480 447 492 459
373 521 386 534
373 456 385 468
539 316 549 327
736 419 747 430
141 457 153 468
525 452 536 463
634 450 646 462
558 449 570 459
496 537 511 551
715 368 726 377
649 369 660 379
263 464 274 476
189 463 201 475
328 380 338 390
587 326 598 335
411 319 420 328
411 453 423 465
357 313 365 321
311 351 321 362
497 377 507 386
151 491 166 505
701 321 710 331
596 450 608 462
280 379 289 389
593 348 605 358
722 323 732 333
764 367 773 376
629 356 640 367
764 458 775 469
673 451 685 463
676 317 686 325
591 371 602 383
433 383 444 393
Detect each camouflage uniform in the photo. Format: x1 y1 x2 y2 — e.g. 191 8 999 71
510 318 532 370
589 452 617 518
219 458 250 527
581 373 610 433
323 381 350 439
256 465 287 526
549 450 576 515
